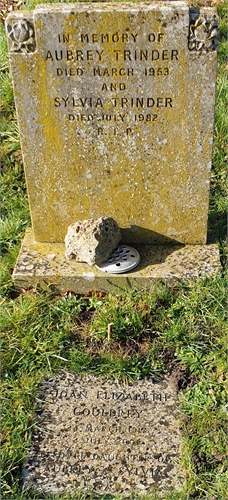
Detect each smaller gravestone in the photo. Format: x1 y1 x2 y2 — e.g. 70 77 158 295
65 216 122 265
23 374 183 496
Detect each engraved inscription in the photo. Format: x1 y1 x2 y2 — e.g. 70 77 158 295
23 375 183 495
45 48 178 62
42 25 180 136
93 67 134 77
54 96 173 109
57 31 165 44
54 93 173 133
189 11 219 51
6 19 36 53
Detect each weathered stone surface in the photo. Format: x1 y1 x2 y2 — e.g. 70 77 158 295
6 3 219 245
65 217 121 265
23 374 184 495
13 229 221 294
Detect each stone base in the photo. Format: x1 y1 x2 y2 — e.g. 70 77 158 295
13 229 221 294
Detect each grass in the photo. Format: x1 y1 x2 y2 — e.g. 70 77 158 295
1 280 227 499
1 0 228 499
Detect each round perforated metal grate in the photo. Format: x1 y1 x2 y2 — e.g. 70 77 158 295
96 245 140 274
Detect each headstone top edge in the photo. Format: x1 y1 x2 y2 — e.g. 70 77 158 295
5 2 219 22
5 1 190 19
35 1 188 10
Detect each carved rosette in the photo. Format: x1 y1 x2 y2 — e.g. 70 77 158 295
189 13 219 52
6 18 36 53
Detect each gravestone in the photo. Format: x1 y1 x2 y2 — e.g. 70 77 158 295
6 2 220 291
23 374 183 496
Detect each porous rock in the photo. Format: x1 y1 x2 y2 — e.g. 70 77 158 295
65 217 122 266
